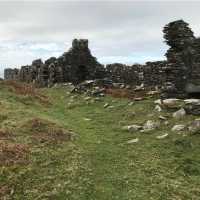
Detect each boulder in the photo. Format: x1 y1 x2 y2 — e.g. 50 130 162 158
172 108 186 119
163 98 182 108
171 124 185 132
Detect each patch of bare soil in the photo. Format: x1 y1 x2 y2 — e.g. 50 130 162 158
105 88 160 100
1 81 51 105
105 88 146 99
0 142 29 166
25 118 71 144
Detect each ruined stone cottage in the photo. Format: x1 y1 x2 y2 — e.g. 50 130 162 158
4 20 200 99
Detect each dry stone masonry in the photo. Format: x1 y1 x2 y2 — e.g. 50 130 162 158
105 61 167 89
4 20 200 99
5 39 105 87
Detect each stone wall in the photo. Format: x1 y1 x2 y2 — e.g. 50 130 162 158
4 39 105 87
4 68 19 80
105 61 167 89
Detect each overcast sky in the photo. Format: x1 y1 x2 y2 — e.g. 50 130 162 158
0 1 200 77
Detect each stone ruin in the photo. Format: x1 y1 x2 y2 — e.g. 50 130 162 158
4 68 19 80
4 39 105 87
4 20 200 99
161 20 200 99
105 61 167 89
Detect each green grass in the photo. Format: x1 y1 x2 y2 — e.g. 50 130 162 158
1 82 200 199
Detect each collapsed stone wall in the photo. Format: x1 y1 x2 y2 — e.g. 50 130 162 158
5 59 168 89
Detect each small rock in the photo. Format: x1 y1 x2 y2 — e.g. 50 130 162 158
143 120 160 131
156 133 169 139
94 97 101 101
155 105 162 112
154 99 162 105
134 97 143 101
84 96 91 101
127 138 139 144
159 115 167 120
164 121 170 125
83 118 92 121
128 102 134 106
99 93 105 97
172 108 186 119
171 124 185 132
120 84 125 89
134 84 144 91
147 90 159 95
103 103 109 108
122 125 142 132
188 119 200 133
108 106 114 109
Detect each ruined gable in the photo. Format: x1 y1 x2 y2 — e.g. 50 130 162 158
162 20 200 98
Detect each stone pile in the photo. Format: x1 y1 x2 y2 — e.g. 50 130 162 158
71 78 113 97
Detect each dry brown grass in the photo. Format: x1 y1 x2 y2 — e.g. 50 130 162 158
0 185 10 198
105 88 147 99
0 142 29 166
1 81 51 105
24 118 71 144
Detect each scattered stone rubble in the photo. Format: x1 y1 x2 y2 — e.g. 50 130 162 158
71 79 112 97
